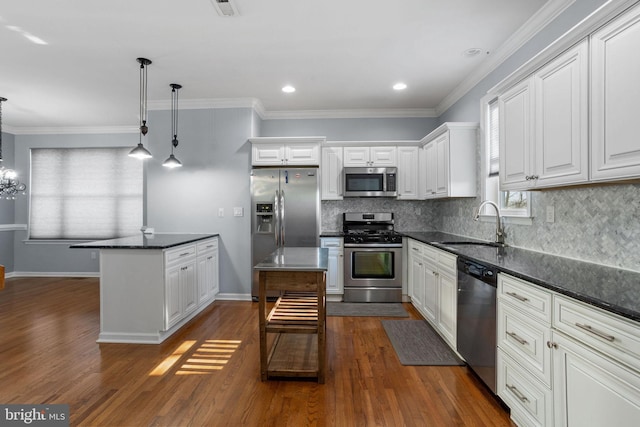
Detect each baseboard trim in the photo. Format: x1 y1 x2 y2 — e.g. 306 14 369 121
9 271 100 278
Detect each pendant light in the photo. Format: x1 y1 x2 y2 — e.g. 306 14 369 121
163 84 183 168
0 97 27 199
129 57 153 159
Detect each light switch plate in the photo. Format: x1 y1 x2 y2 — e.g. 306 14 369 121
233 207 244 217
546 205 555 223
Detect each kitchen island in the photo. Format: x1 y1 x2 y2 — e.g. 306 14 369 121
255 247 328 383
72 233 219 344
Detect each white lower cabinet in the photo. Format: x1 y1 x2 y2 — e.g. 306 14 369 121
497 273 553 427
498 274 640 427
321 237 344 296
407 239 457 348
197 238 219 305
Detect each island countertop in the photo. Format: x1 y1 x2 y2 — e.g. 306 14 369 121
254 247 328 271
70 233 219 250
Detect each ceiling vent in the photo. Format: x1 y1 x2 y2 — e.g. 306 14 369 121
210 0 239 17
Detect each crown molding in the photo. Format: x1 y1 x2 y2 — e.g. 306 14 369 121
435 0 576 116
261 108 437 120
147 97 263 111
8 126 138 135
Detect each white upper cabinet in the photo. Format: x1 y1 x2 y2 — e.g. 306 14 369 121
420 123 477 199
534 40 589 188
499 40 588 191
321 146 343 200
343 146 397 167
591 3 640 181
250 137 324 166
396 146 419 200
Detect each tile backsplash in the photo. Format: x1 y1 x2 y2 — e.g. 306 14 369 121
322 182 640 272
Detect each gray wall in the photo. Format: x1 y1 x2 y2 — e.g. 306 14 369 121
261 117 438 141
0 132 16 271
145 108 254 297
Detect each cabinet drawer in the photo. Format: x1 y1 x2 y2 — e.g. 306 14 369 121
321 238 343 248
196 238 218 255
165 244 196 265
408 239 425 256
498 274 552 323
437 250 457 275
498 302 552 387
553 295 640 373
497 349 553 427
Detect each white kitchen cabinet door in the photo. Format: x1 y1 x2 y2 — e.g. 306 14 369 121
409 255 425 313
552 331 640 427
397 146 419 199
197 252 218 304
181 262 198 317
370 146 397 166
437 270 457 348
499 78 534 190
423 142 438 199
252 144 285 166
321 238 344 295
422 258 438 324
343 147 370 167
285 144 320 165
321 147 343 200
591 3 640 181
434 134 449 196
533 40 589 188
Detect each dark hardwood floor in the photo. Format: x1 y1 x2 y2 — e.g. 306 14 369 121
0 277 513 426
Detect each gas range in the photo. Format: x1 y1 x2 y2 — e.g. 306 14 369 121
342 212 403 246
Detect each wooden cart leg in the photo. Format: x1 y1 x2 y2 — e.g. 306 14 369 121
258 271 268 381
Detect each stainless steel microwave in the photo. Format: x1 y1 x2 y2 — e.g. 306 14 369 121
343 167 397 197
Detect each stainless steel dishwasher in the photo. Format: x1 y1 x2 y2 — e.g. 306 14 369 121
456 256 498 393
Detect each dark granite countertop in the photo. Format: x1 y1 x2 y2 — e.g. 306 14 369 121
254 247 328 271
402 231 640 323
70 233 219 250
319 232 344 238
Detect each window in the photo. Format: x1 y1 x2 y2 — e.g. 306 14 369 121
482 96 530 219
29 147 143 240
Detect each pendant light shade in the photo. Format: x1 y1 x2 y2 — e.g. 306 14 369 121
129 57 153 159
163 83 183 168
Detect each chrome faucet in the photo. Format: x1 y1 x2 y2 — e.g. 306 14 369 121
474 201 505 245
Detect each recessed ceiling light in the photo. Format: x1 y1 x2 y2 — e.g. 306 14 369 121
282 85 296 93
393 82 407 91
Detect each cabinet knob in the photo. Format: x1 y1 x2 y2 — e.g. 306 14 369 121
546 341 558 349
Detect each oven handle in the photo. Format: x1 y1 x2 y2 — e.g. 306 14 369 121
344 243 403 248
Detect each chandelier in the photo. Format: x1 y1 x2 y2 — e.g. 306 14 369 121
0 97 27 200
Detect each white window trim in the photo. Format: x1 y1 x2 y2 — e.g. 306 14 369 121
479 93 532 225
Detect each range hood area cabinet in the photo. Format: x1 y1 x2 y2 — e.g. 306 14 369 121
250 137 325 166
494 2 640 191
418 122 478 200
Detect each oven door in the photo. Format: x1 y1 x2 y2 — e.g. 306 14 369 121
344 244 402 288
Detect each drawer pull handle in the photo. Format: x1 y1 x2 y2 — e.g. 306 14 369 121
506 384 529 403
506 291 529 302
575 323 615 342
507 331 528 346
207 256 213 260
180 252 191 257
412 247 420 252
206 245 215 249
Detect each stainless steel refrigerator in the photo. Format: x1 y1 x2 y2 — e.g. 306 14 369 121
251 167 320 299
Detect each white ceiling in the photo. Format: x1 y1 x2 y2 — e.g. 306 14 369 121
0 0 561 132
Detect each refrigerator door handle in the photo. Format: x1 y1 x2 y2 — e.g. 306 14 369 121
280 190 285 246
274 190 280 247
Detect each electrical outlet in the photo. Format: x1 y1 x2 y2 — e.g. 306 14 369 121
218 208 224 218
546 205 555 223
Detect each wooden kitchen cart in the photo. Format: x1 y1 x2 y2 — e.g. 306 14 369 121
255 247 328 383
